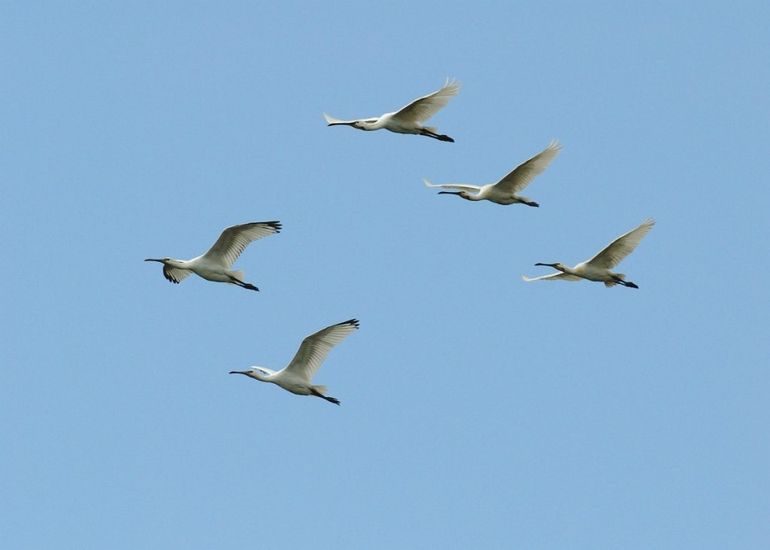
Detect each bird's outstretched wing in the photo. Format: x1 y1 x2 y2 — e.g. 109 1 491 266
282 319 359 382
423 179 481 192
163 265 192 284
493 140 562 193
201 221 281 268
392 79 460 124
585 219 655 270
522 272 582 282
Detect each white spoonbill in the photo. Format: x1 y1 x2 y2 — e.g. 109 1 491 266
523 219 655 288
424 140 562 207
145 221 281 291
324 79 459 142
229 319 359 405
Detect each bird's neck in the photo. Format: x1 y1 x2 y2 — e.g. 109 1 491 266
360 118 382 130
166 258 188 269
249 369 271 382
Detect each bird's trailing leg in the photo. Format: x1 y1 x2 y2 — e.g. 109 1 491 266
310 387 341 405
228 276 259 291
612 275 639 289
521 200 540 208
419 128 455 143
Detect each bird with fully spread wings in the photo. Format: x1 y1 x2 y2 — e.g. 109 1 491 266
229 319 360 405
145 221 281 291
424 140 562 206
523 219 655 288
324 79 459 142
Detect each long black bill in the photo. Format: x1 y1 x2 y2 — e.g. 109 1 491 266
534 263 559 268
327 121 356 127
438 191 462 196
229 371 249 375
144 258 163 263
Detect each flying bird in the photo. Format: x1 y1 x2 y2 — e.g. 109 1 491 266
523 219 655 288
145 221 281 291
324 79 459 142
424 140 562 206
229 319 359 405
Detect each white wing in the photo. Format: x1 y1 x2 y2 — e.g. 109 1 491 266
201 221 281 268
585 219 655 270
391 79 460 124
423 179 481 192
282 319 359 382
493 140 562 194
522 272 582 282
163 265 192 284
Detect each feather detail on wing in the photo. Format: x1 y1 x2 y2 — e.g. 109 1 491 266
522 272 582 282
202 221 281 268
392 79 460 124
494 140 562 194
585 219 655 270
163 265 192 284
282 319 359 382
423 179 481 192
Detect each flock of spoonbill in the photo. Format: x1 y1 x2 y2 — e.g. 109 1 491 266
146 78 654 405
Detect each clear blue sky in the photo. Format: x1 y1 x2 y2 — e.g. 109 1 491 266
2 2 769 548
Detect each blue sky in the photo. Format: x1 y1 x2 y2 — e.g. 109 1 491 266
2 2 769 548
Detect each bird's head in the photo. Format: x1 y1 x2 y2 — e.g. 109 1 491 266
438 191 472 201
229 367 271 380
353 118 379 131
535 262 567 272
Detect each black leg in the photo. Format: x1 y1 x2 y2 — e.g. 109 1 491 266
229 276 259 291
613 276 638 289
420 129 455 143
310 387 341 405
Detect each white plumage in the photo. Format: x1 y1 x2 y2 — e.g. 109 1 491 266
324 79 459 142
229 319 360 405
424 140 562 206
523 219 655 288
145 221 281 291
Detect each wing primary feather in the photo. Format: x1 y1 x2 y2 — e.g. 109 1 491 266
202 221 282 267
494 140 562 194
585 219 655 269
282 319 360 382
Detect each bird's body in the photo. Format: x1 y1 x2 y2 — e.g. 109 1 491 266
145 221 281 291
424 140 562 207
230 319 359 405
324 79 459 142
523 219 655 288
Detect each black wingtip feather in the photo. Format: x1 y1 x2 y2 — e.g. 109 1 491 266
162 267 180 284
338 318 360 329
